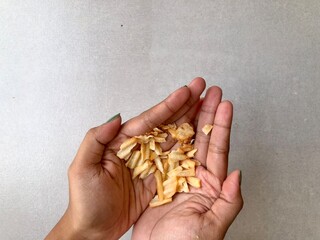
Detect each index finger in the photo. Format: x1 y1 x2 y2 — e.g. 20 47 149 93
120 86 191 136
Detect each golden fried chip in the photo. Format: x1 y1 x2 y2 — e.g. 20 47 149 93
154 156 164 174
173 123 195 143
180 144 193 152
120 137 138 149
154 143 162 155
154 170 164 201
149 138 156 151
132 161 151 179
177 177 189 193
187 177 201 188
168 151 187 163
186 149 197 158
202 124 213 135
167 166 183 177
176 168 195 177
180 159 196 169
154 136 167 143
116 138 137 159
125 150 141 169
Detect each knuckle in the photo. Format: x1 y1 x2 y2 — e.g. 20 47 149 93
201 104 216 115
143 111 156 130
86 127 97 138
163 99 176 114
208 142 229 155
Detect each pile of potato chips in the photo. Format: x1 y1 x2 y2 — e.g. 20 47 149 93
117 123 204 207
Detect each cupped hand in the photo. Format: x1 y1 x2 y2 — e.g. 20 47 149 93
132 86 244 240
45 78 206 240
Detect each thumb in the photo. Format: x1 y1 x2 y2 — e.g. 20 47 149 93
73 114 122 169
211 170 243 231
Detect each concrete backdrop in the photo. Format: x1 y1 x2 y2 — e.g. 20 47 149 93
1 1 319 239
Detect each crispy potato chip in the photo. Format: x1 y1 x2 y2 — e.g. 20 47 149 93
160 123 176 130
176 168 195 177
163 176 177 187
152 127 163 133
163 177 177 198
187 177 201 188
139 167 150 179
186 149 197 158
157 133 168 138
167 166 183 177
147 165 157 175
170 123 195 143
194 160 201 166
180 159 196 169
154 156 164 174
180 144 193 152
177 177 189 193
132 161 151 179
116 139 137 159
149 151 157 161
154 143 162 155
168 160 178 172
154 170 164 201
168 151 187 163
163 187 176 198
202 124 213 135
125 150 141 169
140 142 150 161
162 159 169 180
120 137 138 149
154 137 167 143
149 138 156 151
135 135 153 144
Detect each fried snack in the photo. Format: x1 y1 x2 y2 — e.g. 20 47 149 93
117 122 202 207
202 124 213 135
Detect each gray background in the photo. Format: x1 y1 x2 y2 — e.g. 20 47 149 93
1 1 319 239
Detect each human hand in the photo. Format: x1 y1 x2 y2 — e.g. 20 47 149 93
45 78 206 240
132 85 244 240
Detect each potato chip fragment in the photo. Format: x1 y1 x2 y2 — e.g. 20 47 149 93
187 176 201 188
202 124 213 135
125 150 141 169
132 161 152 179
116 138 137 159
154 170 164 201
154 156 164 174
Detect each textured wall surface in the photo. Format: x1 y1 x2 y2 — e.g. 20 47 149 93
1 1 319 239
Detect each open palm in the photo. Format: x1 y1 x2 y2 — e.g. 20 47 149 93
132 81 243 240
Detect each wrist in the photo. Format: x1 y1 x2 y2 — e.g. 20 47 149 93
45 211 82 240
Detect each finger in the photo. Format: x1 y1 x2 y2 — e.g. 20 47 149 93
73 115 122 169
120 86 191 136
164 77 206 124
206 101 233 182
194 87 222 166
208 170 243 231
193 98 204 127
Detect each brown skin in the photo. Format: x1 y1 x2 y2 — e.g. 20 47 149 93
45 78 243 240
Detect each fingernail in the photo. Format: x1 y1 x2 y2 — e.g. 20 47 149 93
106 113 120 123
239 170 242 186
